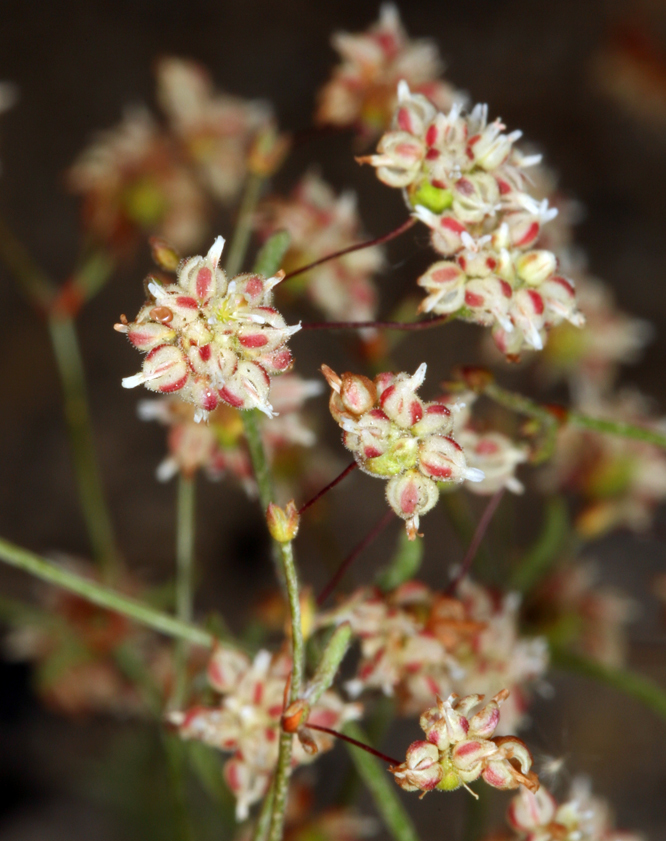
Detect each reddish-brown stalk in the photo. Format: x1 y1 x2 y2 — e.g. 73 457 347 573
299 313 450 332
282 217 417 283
317 509 396 606
306 722 401 766
447 488 505 596
298 461 358 516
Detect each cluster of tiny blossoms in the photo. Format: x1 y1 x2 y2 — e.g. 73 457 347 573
116 237 300 420
503 779 644 841
316 4 462 141
168 646 360 821
390 690 539 796
257 171 383 323
318 579 548 728
322 363 484 538
361 82 585 355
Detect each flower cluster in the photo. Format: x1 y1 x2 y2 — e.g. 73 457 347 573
322 363 484 537
440 389 528 495
360 83 584 355
68 108 207 251
542 390 666 537
528 560 637 668
504 779 644 841
257 171 383 323
156 57 273 202
318 579 548 727
390 690 539 796
316 4 462 141
168 646 360 820
116 237 300 419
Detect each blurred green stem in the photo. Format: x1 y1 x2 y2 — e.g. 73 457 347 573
174 474 196 707
48 313 119 579
551 646 666 722
0 535 215 648
225 172 264 277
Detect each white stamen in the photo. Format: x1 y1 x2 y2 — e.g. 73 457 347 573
156 457 179 482
412 204 439 228
122 373 146 389
464 467 486 483
397 79 411 102
148 281 165 300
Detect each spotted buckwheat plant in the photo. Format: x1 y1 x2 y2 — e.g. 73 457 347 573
322 363 484 537
168 645 361 820
316 4 463 141
116 236 301 418
390 690 539 796
360 82 585 355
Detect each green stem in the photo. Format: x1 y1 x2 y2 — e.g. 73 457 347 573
342 721 420 841
48 314 119 579
252 778 276 841
225 172 264 277
0 215 53 308
485 382 666 451
551 646 666 722
267 539 304 841
242 409 275 511
174 475 196 707
510 496 570 594
0 536 215 648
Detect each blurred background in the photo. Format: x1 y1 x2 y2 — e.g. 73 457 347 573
0 0 665 838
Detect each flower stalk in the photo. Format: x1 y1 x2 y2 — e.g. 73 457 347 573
173 474 196 707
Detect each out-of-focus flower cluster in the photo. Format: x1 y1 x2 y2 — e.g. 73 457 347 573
257 171 383 323
322 364 485 537
137 373 323 496
318 578 548 728
503 779 644 841
526 560 637 668
117 237 300 419
543 391 666 538
390 690 539 796
361 83 584 355
68 59 276 251
168 645 360 820
3 558 184 716
316 4 463 142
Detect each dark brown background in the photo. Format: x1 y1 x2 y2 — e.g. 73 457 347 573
0 0 665 838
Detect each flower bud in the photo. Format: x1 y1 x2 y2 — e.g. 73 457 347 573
386 469 439 522
266 500 300 543
417 260 466 314
340 372 377 416
514 249 557 286
149 236 181 272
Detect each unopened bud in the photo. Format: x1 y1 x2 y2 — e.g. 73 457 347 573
266 500 300 543
340 372 377 415
454 365 494 393
248 121 291 177
515 249 557 286
282 698 310 733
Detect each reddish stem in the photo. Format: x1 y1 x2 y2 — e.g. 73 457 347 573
306 722 401 766
298 461 358 516
299 313 449 332
447 488 505 596
282 217 417 283
317 509 396 607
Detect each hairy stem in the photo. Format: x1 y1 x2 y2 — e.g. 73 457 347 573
173 475 196 707
267 539 304 841
49 314 119 579
283 217 416 282
0 536 215 648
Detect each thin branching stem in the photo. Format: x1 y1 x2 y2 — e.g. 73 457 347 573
282 216 416 283
300 313 449 332
317 509 395 606
447 489 505 595
307 723 401 766
298 461 358 515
